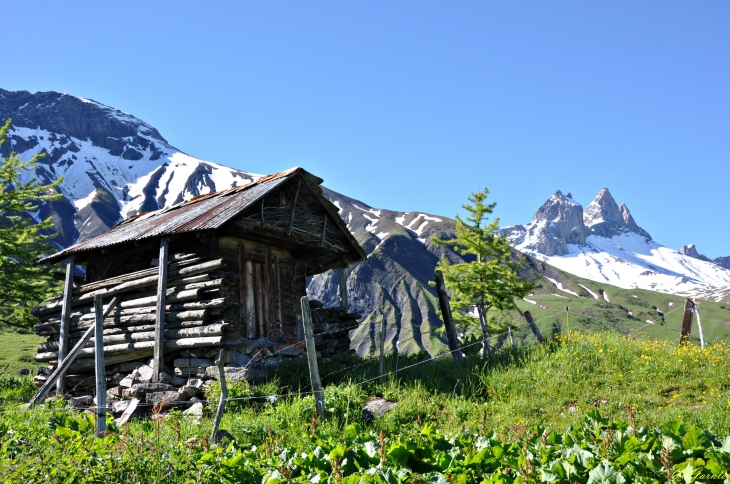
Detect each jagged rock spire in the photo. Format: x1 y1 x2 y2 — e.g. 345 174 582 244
584 188 651 240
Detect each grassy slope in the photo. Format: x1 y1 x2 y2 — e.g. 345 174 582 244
491 265 730 349
0 330 43 376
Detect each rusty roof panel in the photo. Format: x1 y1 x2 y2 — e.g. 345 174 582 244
41 169 295 263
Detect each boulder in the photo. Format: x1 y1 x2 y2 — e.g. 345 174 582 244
170 376 187 387
362 397 398 423
146 391 189 409
206 366 266 383
113 399 131 415
182 402 204 419
123 382 177 399
173 358 214 368
179 385 204 399
136 365 154 383
159 372 172 384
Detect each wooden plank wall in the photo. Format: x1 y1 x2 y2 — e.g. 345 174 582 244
219 236 306 343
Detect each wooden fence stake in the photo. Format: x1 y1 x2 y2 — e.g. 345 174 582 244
679 298 695 345
301 296 325 418
379 318 386 381
508 325 515 348
523 311 544 343
210 349 228 443
338 267 348 311
56 258 75 395
434 270 464 362
30 296 119 406
94 295 107 438
153 237 169 382
694 298 705 349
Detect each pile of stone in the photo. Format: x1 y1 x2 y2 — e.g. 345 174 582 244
32 300 361 420
307 300 360 359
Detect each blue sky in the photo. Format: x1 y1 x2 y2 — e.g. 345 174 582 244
4 2 729 256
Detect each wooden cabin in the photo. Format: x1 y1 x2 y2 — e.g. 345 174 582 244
32 167 366 391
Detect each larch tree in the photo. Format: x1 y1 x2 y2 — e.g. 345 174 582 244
432 188 534 358
0 118 62 328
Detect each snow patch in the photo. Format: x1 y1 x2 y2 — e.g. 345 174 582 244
578 284 599 300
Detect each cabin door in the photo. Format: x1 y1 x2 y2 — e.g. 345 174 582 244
241 252 280 341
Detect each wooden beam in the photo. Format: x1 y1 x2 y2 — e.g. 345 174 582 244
56 258 75 395
287 179 301 235
319 214 327 248
338 266 348 311
679 298 695 345
434 270 464 363
30 297 119 406
379 318 386 381
94 295 107 438
301 296 325 418
264 247 272 338
152 237 169 382
210 349 228 443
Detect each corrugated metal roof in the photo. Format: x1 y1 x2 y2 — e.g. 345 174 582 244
41 167 300 264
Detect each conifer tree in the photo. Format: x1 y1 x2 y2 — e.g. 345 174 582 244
433 188 534 358
0 119 61 327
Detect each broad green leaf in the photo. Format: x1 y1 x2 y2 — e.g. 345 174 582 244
586 464 626 484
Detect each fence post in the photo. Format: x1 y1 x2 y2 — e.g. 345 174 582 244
508 325 515 348
338 267 348 311
679 298 695 345
210 349 228 443
379 318 386 381
694 298 705 349
301 296 325 418
153 237 169 382
94 295 107 438
56 258 75 395
434 270 464 363
523 311 544 343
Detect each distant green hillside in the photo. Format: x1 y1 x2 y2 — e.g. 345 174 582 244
490 260 730 350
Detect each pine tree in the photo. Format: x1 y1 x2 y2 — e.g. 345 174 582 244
0 118 62 327
432 188 534 358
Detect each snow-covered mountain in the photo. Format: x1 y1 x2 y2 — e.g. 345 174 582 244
0 89 258 248
503 189 730 302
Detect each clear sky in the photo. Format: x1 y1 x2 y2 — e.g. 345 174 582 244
3 2 729 257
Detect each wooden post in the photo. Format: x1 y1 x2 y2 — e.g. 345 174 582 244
508 325 515 348
523 311 544 343
338 266 348 311
30 297 119 406
152 237 169 382
94 295 107 438
287 180 301 235
679 298 695 345
379 318 386 381
301 296 325 418
694 298 705 349
56 258 76 395
210 349 228 443
319 215 328 247
434 270 464 362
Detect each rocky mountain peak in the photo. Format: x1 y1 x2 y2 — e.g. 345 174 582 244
679 244 710 262
583 189 651 240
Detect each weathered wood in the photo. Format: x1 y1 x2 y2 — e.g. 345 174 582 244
434 270 463 363
274 256 283 342
319 215 327 248
94 295 107 437
56 259 76 395
301 296 325 418
287 179 301 235
152 237 170 383
88 323 228 346
254 262 264 337
115 398 139 426
523 311 544 343
210 349 228 443
679 298 695 345
264 248 271 338
76 257 201 295
338 266 348 311
32 259 226 316
379 318 386 382
694 299 705 349
244 260 256 338
508 325 515 348
151 252 197 266
29 297 119 406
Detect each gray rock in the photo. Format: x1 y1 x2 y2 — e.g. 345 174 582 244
159 372 172 384
113 400 131 414
107 386 122 399
174 366 207 378
178 385 204 399
221 350 251 367
363 397 398 423
146 391 189 409
182 402 204 418
18 368 30 376
170 376 187 387
118 374 137 388
136 365 154 383
206 366 266 383
69 395 93 409
173 358 214 368
123 382 177 399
